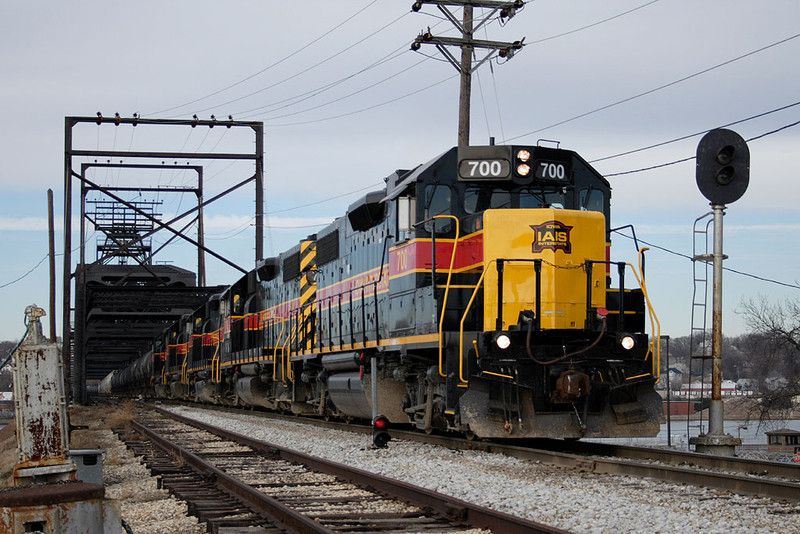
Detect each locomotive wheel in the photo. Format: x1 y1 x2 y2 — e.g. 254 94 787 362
464 431 477 441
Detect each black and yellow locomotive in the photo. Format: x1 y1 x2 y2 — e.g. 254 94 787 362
112 143 663 439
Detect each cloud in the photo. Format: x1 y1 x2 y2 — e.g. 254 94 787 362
0 216 51 231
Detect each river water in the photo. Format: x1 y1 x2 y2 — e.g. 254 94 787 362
589 418 800 449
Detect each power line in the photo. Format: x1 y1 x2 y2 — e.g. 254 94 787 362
266 74 458 127
526 0 660 45
505 32 800 143
268 182 383 215
150 0 381 116
0 254 51 289
187 11 412 117
234 16 453 119
235 48 410 118
590 100 800 164
612 230 800 290
256 57 430 122
604 118 800 177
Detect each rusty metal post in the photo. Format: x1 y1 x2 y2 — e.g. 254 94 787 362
689 204 741 456
709 204 725 435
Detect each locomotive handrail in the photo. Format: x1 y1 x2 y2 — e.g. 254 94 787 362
272 317 287 383
458 262 492 385
433 215 460 379
282 314 298 382
458 257 544 384
626 247 661 382
316 272 383 352
495 258 543 332
211 333 222 384
180 352 188 386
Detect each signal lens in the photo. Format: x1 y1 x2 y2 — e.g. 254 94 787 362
516 149 531 162
372 415 391 448
517 164 531 177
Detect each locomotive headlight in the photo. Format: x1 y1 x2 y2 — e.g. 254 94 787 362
516 163 531 177
620 335 636 351
516 149 531 162
495 334 511 350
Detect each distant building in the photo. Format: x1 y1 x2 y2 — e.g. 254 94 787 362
766 429 800 454
677 380 746 398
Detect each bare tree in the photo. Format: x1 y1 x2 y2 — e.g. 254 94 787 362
740 295 800 351
738 296 800 420
0 341 16 391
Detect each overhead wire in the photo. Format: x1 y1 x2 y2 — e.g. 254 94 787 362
235 47 410 117
527 0 660 45
257 1 657 137
233 13 457 120
150 0 382 117
504 32 800 143
611 230 800 290
604 118 800 177
189 10 412 117
590 100 800 163
268 182 383 215
254 56 430 121
266 73 458 127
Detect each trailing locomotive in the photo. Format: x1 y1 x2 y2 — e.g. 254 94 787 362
111 143 663 439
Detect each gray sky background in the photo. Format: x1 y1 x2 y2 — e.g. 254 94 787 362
1 1 799 343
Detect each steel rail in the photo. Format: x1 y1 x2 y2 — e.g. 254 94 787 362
379 430 800 502
156 406 570 534
130 419 335 534
540 438 800 480
151 401 800 503
388 432 800 502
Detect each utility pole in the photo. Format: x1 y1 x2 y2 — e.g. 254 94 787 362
411 1 524 146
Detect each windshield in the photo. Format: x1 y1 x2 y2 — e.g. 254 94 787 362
464 186 566 214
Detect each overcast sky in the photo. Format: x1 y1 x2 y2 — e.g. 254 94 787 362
1 1 799 344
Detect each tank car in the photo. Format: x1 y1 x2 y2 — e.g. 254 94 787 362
114 143 663 439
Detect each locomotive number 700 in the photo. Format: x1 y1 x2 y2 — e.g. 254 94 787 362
466 160 503 177
536 162 567 180
458 158 510 179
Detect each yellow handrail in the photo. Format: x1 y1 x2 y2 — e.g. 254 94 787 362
626 247 661 383
457 261 494 385
211 333 221 384
434 215 460 378
180 352 188 385
283 316 299 382
269 317 287 382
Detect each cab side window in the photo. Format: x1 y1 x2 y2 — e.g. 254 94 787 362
424 184 452 233
579 189 605 213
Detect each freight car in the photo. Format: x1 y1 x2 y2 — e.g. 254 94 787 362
112 143 663 439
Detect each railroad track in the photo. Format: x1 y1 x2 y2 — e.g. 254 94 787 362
118 407 568 533
148 400 800 504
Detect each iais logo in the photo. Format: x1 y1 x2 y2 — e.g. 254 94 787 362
530 221 573 253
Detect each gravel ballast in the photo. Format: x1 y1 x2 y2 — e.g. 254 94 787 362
167 405 800 534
